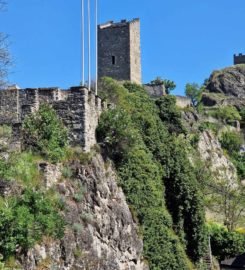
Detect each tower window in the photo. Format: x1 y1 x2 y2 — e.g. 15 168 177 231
112 55 116 65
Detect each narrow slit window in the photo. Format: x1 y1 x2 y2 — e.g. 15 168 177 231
112 56 116 65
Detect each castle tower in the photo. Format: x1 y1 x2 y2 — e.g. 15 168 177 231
234 53 245 65
98 19 142 84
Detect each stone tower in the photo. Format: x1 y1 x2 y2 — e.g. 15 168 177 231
98 19 142 84
234 53 245 65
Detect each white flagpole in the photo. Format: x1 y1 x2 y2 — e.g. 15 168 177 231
88 0 91 91
95 0 98 95
81 0 85 86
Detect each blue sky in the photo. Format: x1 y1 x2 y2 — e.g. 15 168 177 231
1 0 245 95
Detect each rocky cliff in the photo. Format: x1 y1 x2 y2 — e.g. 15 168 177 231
206 65 245 97
1 154 147 270
198 130 238 189
203 64 245 109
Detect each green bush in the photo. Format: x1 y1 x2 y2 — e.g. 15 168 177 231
142 208 191 270
214 106 241 123
208 223 245 261
0 152 41 187
189 133 200 149
98 77 128 103
232 153 245 180
97 79 207 268
156 95 186 135
0 189 65 259
198 122 219 135
62 166 73 179
219 130 243 155
73 223 83 233
240 107 245 127
96 108 139 164
22 103 68 162
162 138 207 261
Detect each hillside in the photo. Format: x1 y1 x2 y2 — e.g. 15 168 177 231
0 69 244 270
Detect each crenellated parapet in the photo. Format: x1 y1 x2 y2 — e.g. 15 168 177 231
0 86 105 152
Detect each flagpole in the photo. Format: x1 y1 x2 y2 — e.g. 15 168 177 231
95 0 98 95
88 0 91 91
81 0 85 86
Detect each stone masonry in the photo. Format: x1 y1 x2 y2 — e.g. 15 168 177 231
234 53 245 65
0 86 104 152
98 19 142 84
143 83 166 97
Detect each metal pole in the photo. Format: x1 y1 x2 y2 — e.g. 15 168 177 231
95 0 98 95
81 0 85 85
88 0 91 91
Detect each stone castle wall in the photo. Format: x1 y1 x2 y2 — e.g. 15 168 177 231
175 96 192 108
0 87 103 152
98 21 130 81
234 53 245 65
98 19 141 84
129 19 142 84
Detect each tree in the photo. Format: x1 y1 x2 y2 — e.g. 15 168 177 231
0 0 11 88
22 103 68 162
156 95 186 135
150 77 176 94
185 83 203 107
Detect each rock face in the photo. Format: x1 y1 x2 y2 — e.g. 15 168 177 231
198 131 238 189
19 154 147 270
206 65 245 97
143 83 166 97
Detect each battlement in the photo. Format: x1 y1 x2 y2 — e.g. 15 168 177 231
0 86 105 151
234 53 245 65
99 18 140 29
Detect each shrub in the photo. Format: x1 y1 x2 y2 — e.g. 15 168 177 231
198 122 219 135
162 138 208 261
8 152 41 187
219 130 243 155
62 166 73 179
97 108 139 164
22 103 68 162
73 223 83 233
232 153 245 180
0 158 11 180
189 133 200 149
240 107 245 127
142 208 191 270
156 95 186 135
214 106 241 123
118 146 191 269
0 189 65 259
208 223 245 261
98 77 128 103
0 152 41 187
